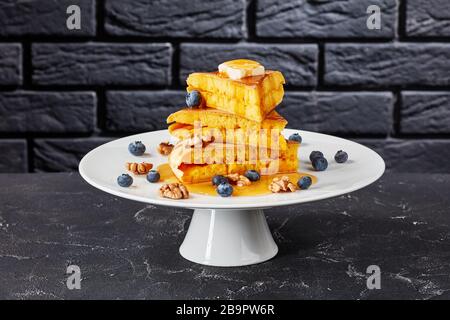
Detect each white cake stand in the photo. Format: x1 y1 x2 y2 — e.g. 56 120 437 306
79 129 385 267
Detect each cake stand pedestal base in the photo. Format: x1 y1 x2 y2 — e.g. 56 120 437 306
179 209 278 267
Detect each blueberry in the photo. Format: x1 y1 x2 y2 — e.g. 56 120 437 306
186 90 202 108
288 133 302 143
146 170 160 183
212 175 228 186
244 170 260 182
117 174 133 187
217 183 233 197
297 176 312 190
312 156 328 171
128 141 146 156
335 150 348 163
309 151 324 162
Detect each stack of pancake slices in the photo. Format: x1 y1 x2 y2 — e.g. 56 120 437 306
166 59 299 184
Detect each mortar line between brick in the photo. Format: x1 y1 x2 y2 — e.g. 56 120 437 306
170 43 180 88
246 0 257 40
3 87 449 93
317 43 325 88
96 90 106 132
0 133 102 139
397 0 407 40
96 0 105 37
392 90 402 138
2 37 450 44
26 137 34 173
21 42 32 89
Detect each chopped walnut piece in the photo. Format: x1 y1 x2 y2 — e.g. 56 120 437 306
126 162 153 175
227 173 239 183
269 176 297 193
158 141 174 155
159 183 189 199
227 173 251 187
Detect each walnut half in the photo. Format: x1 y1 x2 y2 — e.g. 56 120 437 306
159 183 189 199
269 176 297 193
126 162 153 175
158 142 174 155
227 173 251 187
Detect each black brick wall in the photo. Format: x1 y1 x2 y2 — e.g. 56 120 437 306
0 0 449 173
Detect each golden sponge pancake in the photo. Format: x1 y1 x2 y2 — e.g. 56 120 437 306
168 124 287 151
167 107 287 130
169 140 299 184
186 71 285 122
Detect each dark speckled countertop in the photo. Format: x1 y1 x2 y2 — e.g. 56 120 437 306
0 173 449 300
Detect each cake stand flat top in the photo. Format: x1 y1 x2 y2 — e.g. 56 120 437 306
79 129 385 209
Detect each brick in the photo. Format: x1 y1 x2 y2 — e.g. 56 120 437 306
105 0 245 38
279 92 392 135
0 44 21 85
34 138 112 172
0 140 27 173
180 43 318 87
256 0 397 39
0 92 96 133
325 44 450 87
356 139 450 173
406 0 450 37
400 92 450 134
0 0 95 36
106 91 185 132
32 43 172 86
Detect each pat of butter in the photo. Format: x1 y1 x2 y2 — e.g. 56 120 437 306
218 59 265 80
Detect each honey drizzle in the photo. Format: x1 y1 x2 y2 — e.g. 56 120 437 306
157 163 317 197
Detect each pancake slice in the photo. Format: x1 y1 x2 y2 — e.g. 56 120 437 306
169 140 299 184
167 107 287 130
186 71 285 122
